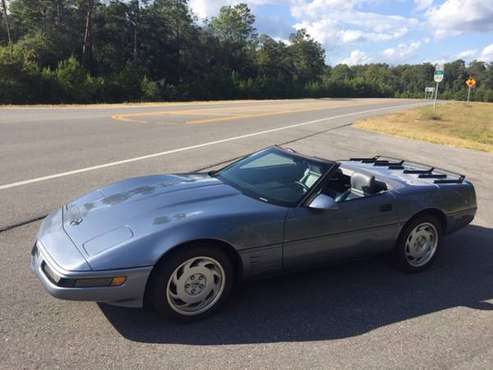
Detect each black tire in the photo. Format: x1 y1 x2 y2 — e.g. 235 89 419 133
393 214 442 273
148 244 234 321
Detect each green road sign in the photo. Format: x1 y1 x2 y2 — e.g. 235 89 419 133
434 64 444 83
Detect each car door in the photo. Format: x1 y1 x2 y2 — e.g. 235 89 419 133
283 191 400 270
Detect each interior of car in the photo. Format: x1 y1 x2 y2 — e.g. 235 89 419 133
236 160 324 202
322 169 388 202
218 149 388 206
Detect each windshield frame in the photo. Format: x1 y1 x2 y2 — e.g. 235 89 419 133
213 146 338 208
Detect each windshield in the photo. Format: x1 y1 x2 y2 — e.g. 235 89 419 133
215 147 336 207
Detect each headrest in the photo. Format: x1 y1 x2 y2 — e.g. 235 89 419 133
351 173 377 194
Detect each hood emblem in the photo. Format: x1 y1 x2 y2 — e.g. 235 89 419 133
70 217 83 226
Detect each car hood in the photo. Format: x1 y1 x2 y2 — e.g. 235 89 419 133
63 173 241 252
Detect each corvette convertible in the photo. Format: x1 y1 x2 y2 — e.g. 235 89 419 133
32 146 477 320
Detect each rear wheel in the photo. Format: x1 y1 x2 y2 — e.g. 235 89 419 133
148 245 234 321
393 215 442 272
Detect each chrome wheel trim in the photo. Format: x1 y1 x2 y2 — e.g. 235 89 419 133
166 256 225 316
404 222 438 267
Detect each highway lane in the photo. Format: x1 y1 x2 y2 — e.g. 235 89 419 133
0 98 424 229
2 98 493 369
0 98 411 184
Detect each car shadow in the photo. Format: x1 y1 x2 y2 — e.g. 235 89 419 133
99 224 493 345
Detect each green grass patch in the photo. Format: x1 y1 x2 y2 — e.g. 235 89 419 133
356 102 493 153
419 108 442 121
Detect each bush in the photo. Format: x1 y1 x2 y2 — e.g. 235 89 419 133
0 44 43 103
140 76 159 101
55 57 103 103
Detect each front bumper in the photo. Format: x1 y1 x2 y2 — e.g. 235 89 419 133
31 240 153 308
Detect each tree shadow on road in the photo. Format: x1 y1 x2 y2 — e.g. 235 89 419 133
99 225 493 345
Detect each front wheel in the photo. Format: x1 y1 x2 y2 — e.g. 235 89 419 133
148 245 234 321
393 215 442 272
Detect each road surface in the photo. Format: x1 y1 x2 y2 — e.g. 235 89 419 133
1 98 492 369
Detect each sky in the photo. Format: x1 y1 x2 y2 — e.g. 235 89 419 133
188 0 493 65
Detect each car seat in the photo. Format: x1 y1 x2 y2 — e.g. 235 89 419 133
335 173 386 202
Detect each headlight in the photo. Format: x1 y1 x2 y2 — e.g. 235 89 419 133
42 262 126 287
42 262 62 284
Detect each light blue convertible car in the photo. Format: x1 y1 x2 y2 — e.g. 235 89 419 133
32 146 476 320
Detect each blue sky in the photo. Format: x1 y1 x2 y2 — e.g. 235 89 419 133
189 0 493 65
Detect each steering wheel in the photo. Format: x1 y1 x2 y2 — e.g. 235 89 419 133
294 180 310 193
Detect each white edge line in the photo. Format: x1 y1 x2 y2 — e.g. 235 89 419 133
0 103 427 191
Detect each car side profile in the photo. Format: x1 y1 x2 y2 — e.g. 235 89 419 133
31 146 477 320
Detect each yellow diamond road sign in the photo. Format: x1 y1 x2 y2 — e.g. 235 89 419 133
466 78 476 88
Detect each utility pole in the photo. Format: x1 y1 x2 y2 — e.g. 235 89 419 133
82 0 94 67
175 0 181 83
130 0 139 61
1 0 12 49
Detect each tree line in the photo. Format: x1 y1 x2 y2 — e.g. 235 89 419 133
1 0 492 104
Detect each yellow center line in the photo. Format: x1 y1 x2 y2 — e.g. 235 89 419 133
111 109 235 123
111 100 388 125
1 102 423 191
111 115 148 123
186 104 370 124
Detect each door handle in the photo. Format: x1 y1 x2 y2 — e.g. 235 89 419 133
379 204 393 212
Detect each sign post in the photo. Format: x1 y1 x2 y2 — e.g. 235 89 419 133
433 64 444 112
465 78 476 104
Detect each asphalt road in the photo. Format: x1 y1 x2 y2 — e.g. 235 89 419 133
1 98 493 369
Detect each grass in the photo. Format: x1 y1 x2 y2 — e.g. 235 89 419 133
356 102 493 153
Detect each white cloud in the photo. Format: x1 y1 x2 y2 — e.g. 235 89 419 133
456 49 478 60
339 49 372 65
272 36 291 44
189 0 419 61
383 40 423 62
291 0 417 48
428 58 448 65
340 30 365 43
189 0 280 20
189 0 493 66
291 0 356 18
420 45 493 65
481 43 493 62
189 0 227 19
414 0 433 11
426 0 493 38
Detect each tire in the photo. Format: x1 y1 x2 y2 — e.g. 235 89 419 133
148 244 234 321
393 214 442 273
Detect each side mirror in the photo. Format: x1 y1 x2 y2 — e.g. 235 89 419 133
308 194 338 210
